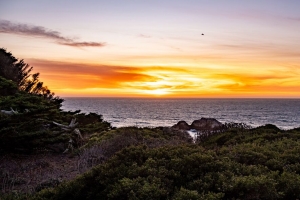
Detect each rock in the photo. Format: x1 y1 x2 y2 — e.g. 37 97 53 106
172 120 190 130
191 118 223 131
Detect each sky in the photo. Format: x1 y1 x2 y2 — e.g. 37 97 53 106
1 0 300 98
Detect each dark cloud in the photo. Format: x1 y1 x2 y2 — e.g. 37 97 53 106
0 20 65 40
0 20 105 48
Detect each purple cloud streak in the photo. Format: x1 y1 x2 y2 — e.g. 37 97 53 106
0 20 105 48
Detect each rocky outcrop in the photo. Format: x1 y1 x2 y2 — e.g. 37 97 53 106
172 121 190 130
172 118 224 131
191 118 223 131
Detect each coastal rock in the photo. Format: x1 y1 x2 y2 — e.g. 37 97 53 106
172 120 190 130
191 118 223 131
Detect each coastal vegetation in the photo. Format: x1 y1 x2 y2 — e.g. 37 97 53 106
0 48 111 153
1 49 300 199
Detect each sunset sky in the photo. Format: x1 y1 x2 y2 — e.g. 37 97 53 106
1 0 300 98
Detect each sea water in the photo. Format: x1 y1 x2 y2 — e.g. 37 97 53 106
61 98 300 130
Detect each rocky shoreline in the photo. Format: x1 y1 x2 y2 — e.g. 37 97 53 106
171 117 224 131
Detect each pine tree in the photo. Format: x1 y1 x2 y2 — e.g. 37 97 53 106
0 48 60 101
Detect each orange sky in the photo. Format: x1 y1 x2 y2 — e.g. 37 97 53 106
27 57 299 98
1 1 300 98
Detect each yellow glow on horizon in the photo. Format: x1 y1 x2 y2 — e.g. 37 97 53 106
140 88 170 96
24 56 300 98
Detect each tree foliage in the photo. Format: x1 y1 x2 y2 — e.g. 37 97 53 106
0 48 57 100
8 126 297 200
0 48 31 87
0 49 111 153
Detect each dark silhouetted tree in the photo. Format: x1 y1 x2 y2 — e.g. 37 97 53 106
0 48 59 101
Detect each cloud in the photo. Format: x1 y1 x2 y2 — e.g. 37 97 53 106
288 17 300 22
27 59 154 89
138 34 151 38
213 73 293 82
26 59 207 96
22 59 300 97
211 72 299 94
59 42 106 47
216 82 300 95
0 20 105 47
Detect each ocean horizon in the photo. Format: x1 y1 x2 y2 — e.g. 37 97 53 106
61 98 300 130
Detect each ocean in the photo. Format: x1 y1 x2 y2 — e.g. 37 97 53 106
61 98 300 130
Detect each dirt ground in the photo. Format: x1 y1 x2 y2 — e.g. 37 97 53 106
0 152 81 194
